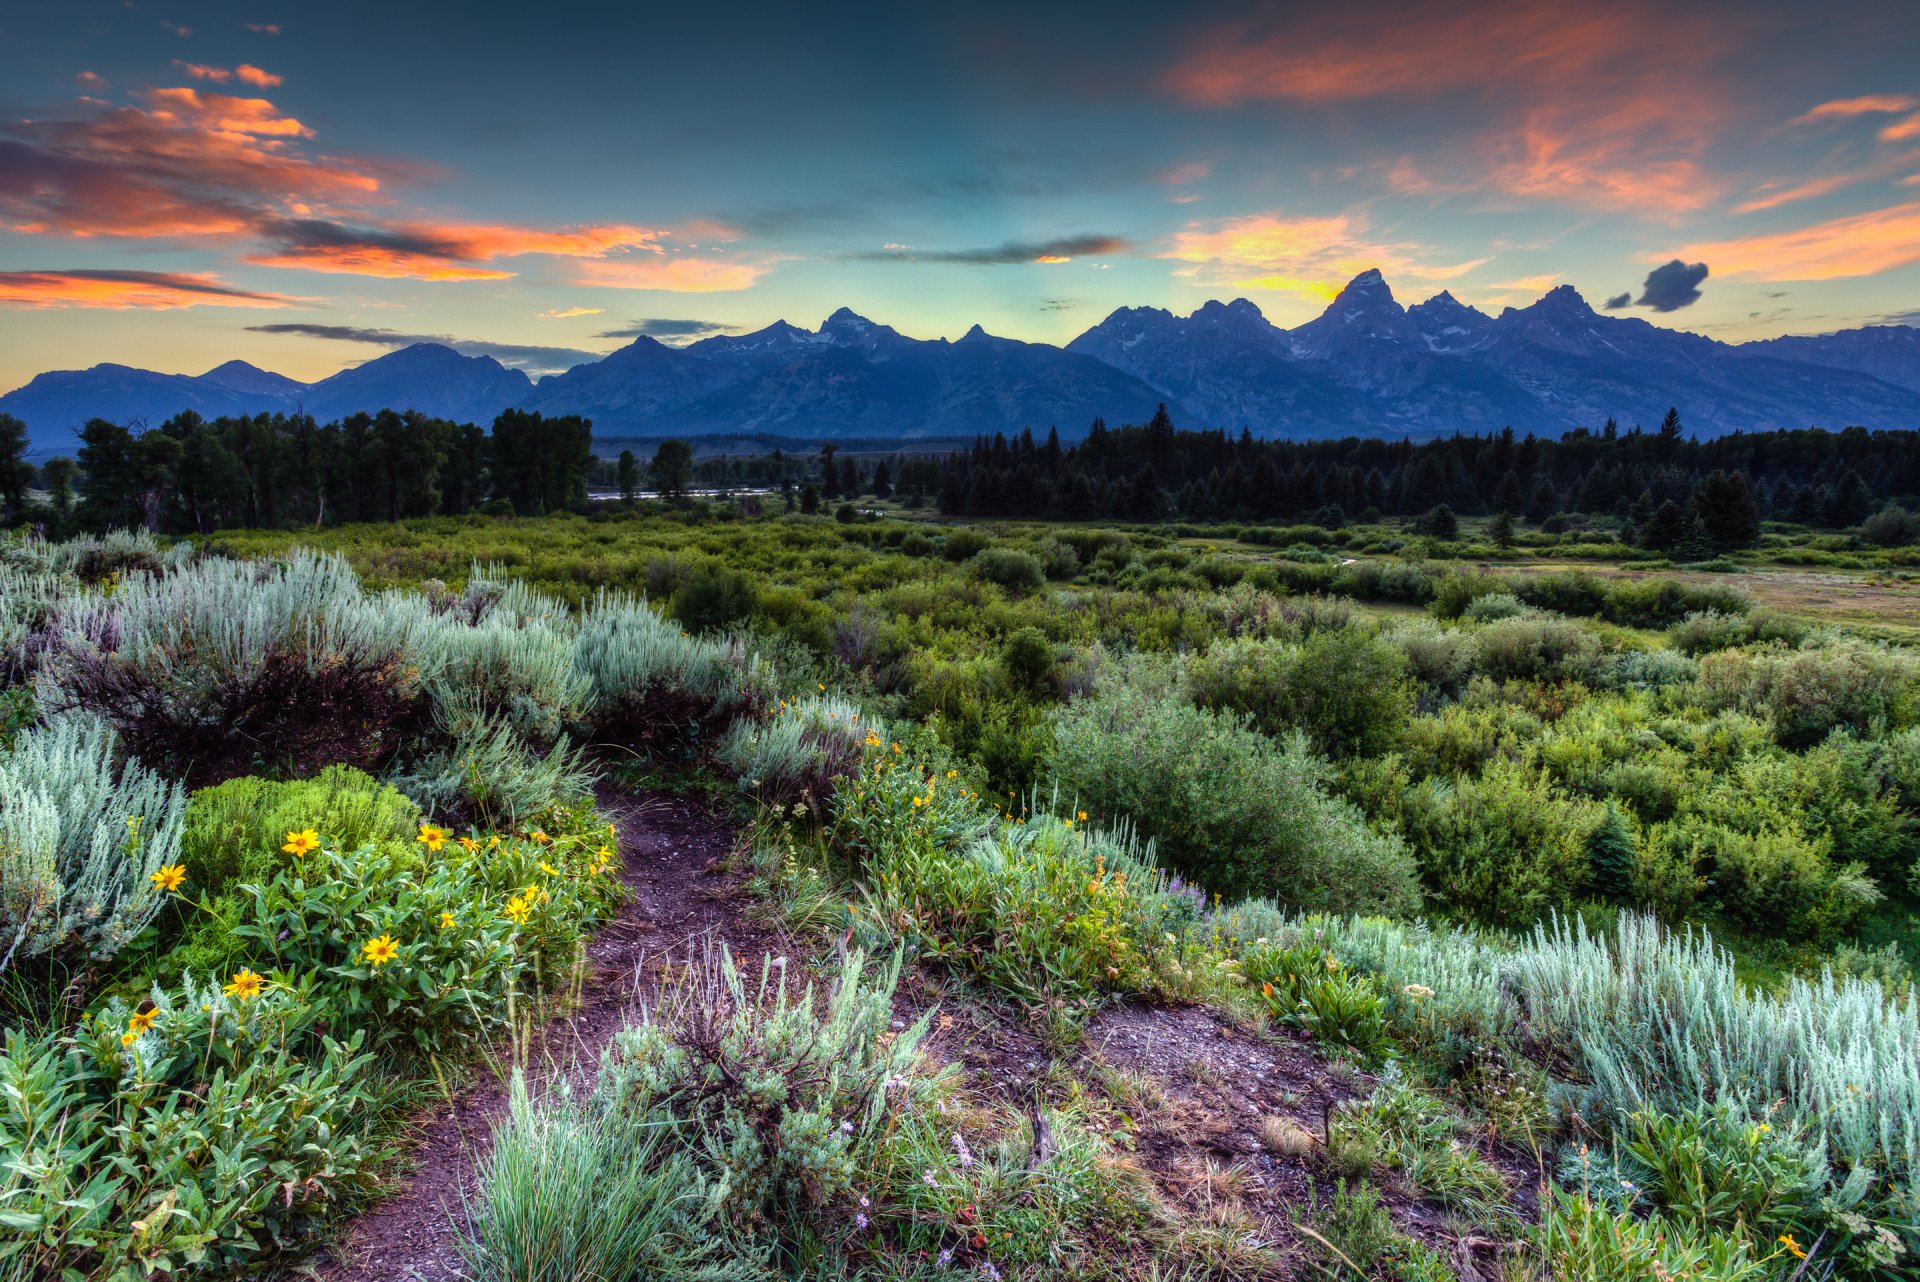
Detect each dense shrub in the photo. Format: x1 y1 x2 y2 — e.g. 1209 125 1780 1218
1472 614 1605 685
1402 761 1603 927
1700 641 1920 749
1046 669 1420 912
1189 629 1413 758
719 693 877 807
967 547 1046 592
0 717 185 977
573 589 760 759
941 527 991 561
38 553 421 787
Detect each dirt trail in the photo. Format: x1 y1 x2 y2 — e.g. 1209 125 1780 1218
308 786 771 1282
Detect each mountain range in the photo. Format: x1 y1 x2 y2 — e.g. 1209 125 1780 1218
7 271 1920 457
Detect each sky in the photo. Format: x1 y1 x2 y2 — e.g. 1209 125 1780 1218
2 0 1918 393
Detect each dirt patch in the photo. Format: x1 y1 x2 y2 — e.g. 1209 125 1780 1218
307 785 773 1282
1085 1003 1535 1280
891 967 1054 1101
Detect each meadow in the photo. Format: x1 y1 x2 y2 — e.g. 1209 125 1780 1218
5 503 1920 1280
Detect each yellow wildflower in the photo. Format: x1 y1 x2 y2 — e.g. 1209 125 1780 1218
529 830 551 845
360 934 401 967
150 864 186 892
458 836 481 853
281 829 320 858
417 823 447 852
1778 1234 1806 1260
120 1031 138 1047
504 895 531 924
1077 811 1088 823
126 1007 158 1035
540 861 559 877
224 968 265 1000
439 911 457 931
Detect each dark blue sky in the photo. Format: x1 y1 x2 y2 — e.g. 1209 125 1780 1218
3 0 1918 389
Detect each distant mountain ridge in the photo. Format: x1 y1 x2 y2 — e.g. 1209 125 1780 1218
6 275 1919 456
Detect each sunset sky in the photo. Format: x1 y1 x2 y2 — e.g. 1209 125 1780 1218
3 0 1918 393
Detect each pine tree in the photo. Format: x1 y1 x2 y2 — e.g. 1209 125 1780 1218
1418 503 1458 540
820 443 840 499
616 449 640 504
0 414 29 525
1823 468 1873 527
1491 469 1525 515
1526 479 1558 524
1489 509 1515 550
872 459 892 499
1676 515 1715 561
1690 469 1761 550
1638 499 1686 551
1585 804 1638 901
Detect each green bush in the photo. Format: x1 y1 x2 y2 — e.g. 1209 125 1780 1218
178 766 422 896
1046 667 1420 912
941 527 991 561
967 547 1046 592
1403 761 1603 927
1700 641 1920 749
1190 629 1413 758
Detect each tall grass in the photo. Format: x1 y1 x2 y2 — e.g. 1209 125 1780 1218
458 1076 742 1282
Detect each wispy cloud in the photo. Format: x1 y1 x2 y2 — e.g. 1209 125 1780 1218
858 234 1127 265
539 307 605 319
1676 202 1920 280
245 322 602 372
0 268 300 309
1163 0 1731 212
1788 96 1918 126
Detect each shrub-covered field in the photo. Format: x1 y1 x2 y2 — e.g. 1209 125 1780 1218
5 510 1920 1280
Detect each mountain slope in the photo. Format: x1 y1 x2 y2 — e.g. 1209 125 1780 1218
1739 326 1920 394
528 310 1181 438
0 365 286 457
303 344 533 424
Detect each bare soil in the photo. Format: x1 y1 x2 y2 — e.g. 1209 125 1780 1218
1085 1003 1540 1281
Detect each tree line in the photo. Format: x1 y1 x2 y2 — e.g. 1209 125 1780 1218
1 409 594 535
926 407 1920 549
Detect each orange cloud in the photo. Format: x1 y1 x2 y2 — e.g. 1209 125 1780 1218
248 221 663 280
75 71 108 90
540 307 604 319
175 61 232 82
1676 202 1920 280
1884 116 1920 144
236 65 282 88
1163 210 1484 297
1789 96 1919 125
0 268 299 309
3 76 764 288
1164 0 1728 211
573 255 766 292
